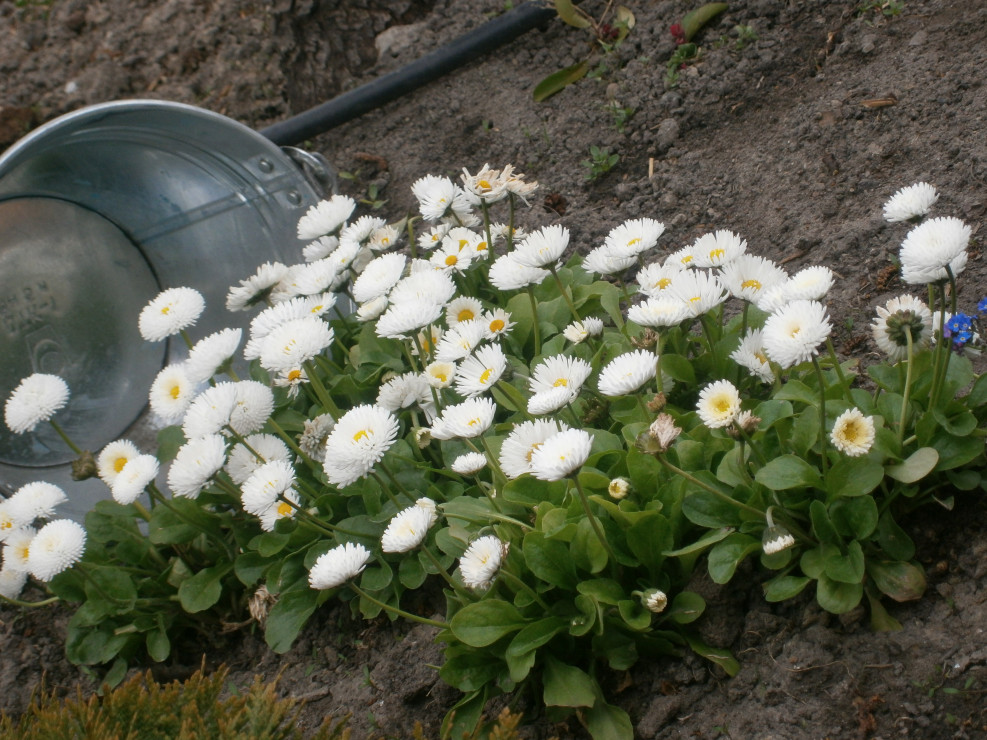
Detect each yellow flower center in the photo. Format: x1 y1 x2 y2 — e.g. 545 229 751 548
457 309 475 322
553 378 568 387
681 255 694 264
655 277 672 290
478 179 492 190
160 305 171 315
277 501 293 517
477 241 488 252
479 369 493 384
489 319 505 332
458 239 469 251
353 429 369 442
467 417 481 427
434 372 448 383
755 351 768 364
169 383 182 400
689 296 701 304
113 456 129 473
709 248 725 261
626 237 641 247
288 369 303 382
741 279 762 291
445 255 458 266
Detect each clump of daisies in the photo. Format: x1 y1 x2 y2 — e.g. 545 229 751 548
4 172 985 740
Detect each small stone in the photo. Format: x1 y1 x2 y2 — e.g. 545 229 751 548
861 34 877 53
655 118 680 153
908 30 928 47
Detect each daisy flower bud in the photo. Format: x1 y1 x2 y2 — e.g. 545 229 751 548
459 535 508 591
138 287 205 342
762 525 796 555
642 588 668 614
608 477 630 500
4 374 70 434
451 452 488 475
309 542 372 590
26 519 86 582
829 408 876 457
637 413 681 455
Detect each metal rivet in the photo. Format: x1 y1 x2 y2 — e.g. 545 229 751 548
286 190 301 205
258 158 274 173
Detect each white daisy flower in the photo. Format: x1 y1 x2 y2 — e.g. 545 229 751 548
608 477 630 500
446 296 485 326
412 174 472 222
375 299 443 339
138 287 205 342
424 361 457 389
226 262 289 312
168 434 228 498
228 381 275 436
97 439 141 487
499 420 567 479
785 266 834 301
183 382 239 439
899 216 970 284
418 223 452 251
339 215 387 251
460 163 512 205
529 428 593 482
111 454 159 505
309 542 372 590
225 433 292 485
430 239 475 274
430 397 496 440
762 299 832 369
258 488 301 532
488 252 550 291
185 328 242 384
296 194 356 240
26 519 86 582
451 452 488 475
273 367 309 398
730 329 775 383
718 254 788 303
696 380 742 429
357 295 390 323
581 244 636 276
459 535 508 590
871 294 934 362
636 261 684 297
0 566 27 599
604 218 665 260
258 316 334 373
562 317 604 344
148 364 196 425
513 225 569 268
246 294 337 353
2 526 35 573
281 259 343 299
377 372 431 412
455 344 507 397
529 354 592 398
667 245 697 269
389 270 458 307
528 385 577 415
322 405 400 488
627 296 690 328
598 349 657 397
298 414 336 462
367 223 400 252
381 501 438 553
0 503 28 544
690 230 746 268
8 481 68 524
435 320 488 362
241 459 296 517
302 235 339 263
755 282 792 314
482 308 514 339
668 269 729 318
4 374 70 434
830 408 876 457
413 326 444 358
883 182 938 223
351 253 407 304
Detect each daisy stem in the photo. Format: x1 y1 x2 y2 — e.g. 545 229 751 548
825 338 853 404
266 417 314 466
635 393 651 420
548 264 581 321
654 331 665 395
564 401 583 428
571 475 617 563
420 543 468 598
898 325 914 445
506 195 516 252
526 286 542 357
481 202 493 257
303 361 342 418
348 583 449 629
493 380 533 421
475 436 508 491
406 216 419 261
499 567 550 610
47 419 83 456
736 427 768 468
409 334 428 373
657 455 766 520
375 463 413 506
811 356 829 476
148 483 236 560
0 593 59 608
930 280 950 407
179 329 196 351
279 496 340 538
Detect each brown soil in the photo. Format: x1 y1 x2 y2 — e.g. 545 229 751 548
2 0 987 738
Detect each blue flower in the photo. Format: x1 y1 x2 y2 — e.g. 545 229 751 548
944 313 974 349
978 296 987 315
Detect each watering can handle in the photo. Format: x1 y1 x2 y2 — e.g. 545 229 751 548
282 147 338 197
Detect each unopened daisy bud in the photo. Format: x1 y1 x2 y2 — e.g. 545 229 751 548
646 392 667 413
647 413 682 454
735 410 762 435
608 477 630 500
414 427 432 449
631 328 659 349
762 526 796 555
71 450 98 482
643 588 668 614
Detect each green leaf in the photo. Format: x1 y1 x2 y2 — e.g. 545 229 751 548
929 431 983 471
585 701 634 740
249 531 291 558
523 532 578 589
825 457 885 498
666 591 706 624
685 634 740 676
866 590 902 632
577 579 625 605
810 500 841 545
554 0 591 28
85 568 138 612
155 425 186 463
178 563 231 613
543 657 596 707
234 551 269 587
440 688 490 740
659 353 695 385
681 2 729 41
755 454 822 490
885 447 938 483
617 599 652 630
874 511 915 561
681 482 744 528
867 560 926 602
533 60 591 102
146 628 171 663
829 496 878 540
572 517 609 574
360 562 393 592
762 574 811 602
663 526 733 557
265 587 321 654
815 573 863 614
822 540 865 584
775 379 818 406
707 533 760 584
625 513 672 573
506 617 566 658
450 600 525 647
